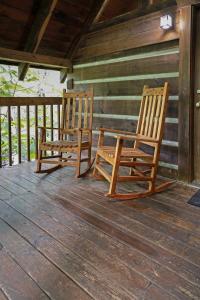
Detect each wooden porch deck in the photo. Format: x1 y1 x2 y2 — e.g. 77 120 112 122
0 163 200 300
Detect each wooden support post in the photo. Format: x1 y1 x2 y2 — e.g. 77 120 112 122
60 67 73 84
178 5 194 182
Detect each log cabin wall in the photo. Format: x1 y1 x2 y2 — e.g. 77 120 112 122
71 5 180 178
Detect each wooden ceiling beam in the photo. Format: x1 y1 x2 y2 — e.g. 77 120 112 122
18 0 58 81
60 0 105 83
90 0 177 32
93 0 111 23
0 47 72 69
176 0 200 6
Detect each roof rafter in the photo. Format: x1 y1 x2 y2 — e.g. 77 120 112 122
0 47 72 69
18 0 58 81
93 0 111 23
90 0 176 32
176 0 200 6
60 0 106 83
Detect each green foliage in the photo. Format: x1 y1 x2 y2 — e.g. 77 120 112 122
0 65 56 166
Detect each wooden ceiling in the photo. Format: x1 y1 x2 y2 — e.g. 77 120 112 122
0 0 97 58
0 0 178 81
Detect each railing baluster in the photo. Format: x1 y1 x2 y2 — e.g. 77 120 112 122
35 105 38 160
43 105 46 128
0 108 2 168
8 106 12 166
57 104 60 139
50 104 54 155
43 105 46 156
26 105 30 161
17 106 21 164
50 104 54 140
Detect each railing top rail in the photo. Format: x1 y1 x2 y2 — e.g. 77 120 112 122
0 97 62 106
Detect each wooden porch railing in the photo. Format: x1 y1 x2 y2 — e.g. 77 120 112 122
0 97 62 167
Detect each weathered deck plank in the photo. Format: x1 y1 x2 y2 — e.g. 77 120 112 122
0 202 133 300
0 246 49 300
0 195 185 300
0 162 199 300
0 290 9 300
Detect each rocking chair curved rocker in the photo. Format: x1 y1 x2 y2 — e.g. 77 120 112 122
93 82 174 200
36 89 94 177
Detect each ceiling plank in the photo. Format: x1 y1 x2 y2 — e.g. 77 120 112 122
90 0 177 32
0 47 72 69
60 0 105 83
176 0 200 6
94 0 143 23
18 0 58 81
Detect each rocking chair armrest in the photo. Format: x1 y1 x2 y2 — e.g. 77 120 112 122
115 134 159 143
99 127 134 135
37 127 91 134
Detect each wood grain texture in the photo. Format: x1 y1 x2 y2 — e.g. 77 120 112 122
0 247 49 300
76 7 179 59
193 7 200 183
178 6 194 182
0 162 199 299
177 0 200 6
18 0 58 80
90 0 177 32
0 47 72 69
0 97 62 106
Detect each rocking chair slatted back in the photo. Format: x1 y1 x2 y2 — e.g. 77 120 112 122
136 82 169 147
61 89 93 136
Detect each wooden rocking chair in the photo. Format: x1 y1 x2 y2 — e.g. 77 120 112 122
93 82 173 200
36 89 94 177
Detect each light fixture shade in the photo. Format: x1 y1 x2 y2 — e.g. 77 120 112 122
160 15 173 29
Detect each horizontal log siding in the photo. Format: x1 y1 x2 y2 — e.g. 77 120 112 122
72 8 180 177
75 7 179 60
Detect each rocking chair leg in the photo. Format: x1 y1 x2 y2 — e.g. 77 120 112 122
36 149 42 173
76 149 81 178
88 147 92 167
148 164 157 193
129 158 136 175
148 180 155 193
59 152 62 162
108 139 123 195
93 154 100 177
108 162 120 195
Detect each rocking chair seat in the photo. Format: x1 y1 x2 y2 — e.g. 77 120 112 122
40 140 89 151
98 146 153 159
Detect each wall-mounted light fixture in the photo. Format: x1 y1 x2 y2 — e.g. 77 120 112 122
160 15 173 30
